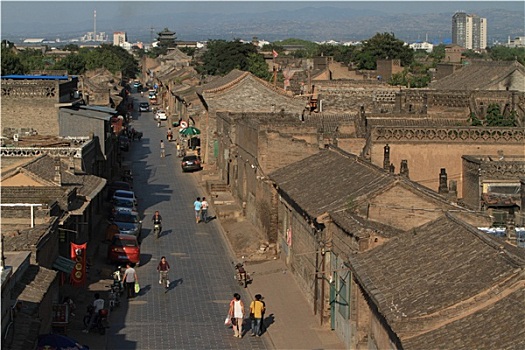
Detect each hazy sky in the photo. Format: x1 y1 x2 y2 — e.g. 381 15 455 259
1 1 523 38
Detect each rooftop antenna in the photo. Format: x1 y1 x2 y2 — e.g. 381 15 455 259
150 26 155 44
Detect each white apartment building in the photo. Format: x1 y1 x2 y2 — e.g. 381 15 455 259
113 31 127 47
452 12 487 50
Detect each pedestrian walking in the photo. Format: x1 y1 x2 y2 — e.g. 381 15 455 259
193 197 202 223
157 256 170 290
250 294 265 337
200 197 209 223
229 293 245 338
176 142 181 157
123 263 138 299
160 140 165 158
260 295 267 333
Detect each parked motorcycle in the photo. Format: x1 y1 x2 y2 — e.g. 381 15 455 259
111 266 125 293
83 306 109 335
233 262 252 288
107 284 121 311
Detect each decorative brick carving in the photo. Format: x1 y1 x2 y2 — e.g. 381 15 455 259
374 127 524 143
1 81 57 98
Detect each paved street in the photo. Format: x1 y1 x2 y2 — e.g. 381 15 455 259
104 93 269 349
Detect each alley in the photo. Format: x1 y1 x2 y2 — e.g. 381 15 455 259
103 93 269 349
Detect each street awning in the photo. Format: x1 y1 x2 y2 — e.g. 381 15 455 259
52 256 75 274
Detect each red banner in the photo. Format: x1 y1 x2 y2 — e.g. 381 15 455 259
70 243 87 286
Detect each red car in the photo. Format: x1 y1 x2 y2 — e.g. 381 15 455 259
107 234 140 265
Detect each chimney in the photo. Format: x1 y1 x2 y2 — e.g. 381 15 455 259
438 168 449 194
383 144 390 170
400 160 409 178
54 157 62 185
448 180 458 202
389 163 395 174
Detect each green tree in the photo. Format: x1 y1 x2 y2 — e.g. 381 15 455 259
315 44 355 64
247 52 272 80
62 44 80 52
1 40 26 75
82 44 138 78
54 53 86 75
17 48 50 71
487 46 525 65
355 32 414 70
197 39 258 76
429 44 446 63
484 103 517 127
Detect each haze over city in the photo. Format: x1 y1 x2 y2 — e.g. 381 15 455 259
1 1 524 43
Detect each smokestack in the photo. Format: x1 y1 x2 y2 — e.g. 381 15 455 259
383 144 390 171
94 10 97 41
400 160 409 178
438 168 449 194
54 157 62 185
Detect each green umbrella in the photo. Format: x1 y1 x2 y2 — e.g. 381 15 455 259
179 126 201 136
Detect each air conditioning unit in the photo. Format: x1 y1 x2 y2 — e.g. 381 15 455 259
13 134 19 142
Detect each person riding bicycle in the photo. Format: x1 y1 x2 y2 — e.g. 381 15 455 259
152 211 163 233
157 256 171 289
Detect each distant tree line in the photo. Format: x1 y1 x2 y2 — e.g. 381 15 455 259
1 40 139 78
2 31 524 88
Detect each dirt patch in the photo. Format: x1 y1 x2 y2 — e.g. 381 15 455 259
220 217 275 262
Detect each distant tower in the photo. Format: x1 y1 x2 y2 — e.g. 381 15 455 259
94 10 97 41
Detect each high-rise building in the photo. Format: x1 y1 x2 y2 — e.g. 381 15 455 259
113 32 127 47
452 12 487 50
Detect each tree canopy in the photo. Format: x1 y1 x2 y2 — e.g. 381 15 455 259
355 32 414 70
1 43 139 78
197 39 259 76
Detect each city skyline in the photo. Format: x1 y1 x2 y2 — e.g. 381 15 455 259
1 1 523 43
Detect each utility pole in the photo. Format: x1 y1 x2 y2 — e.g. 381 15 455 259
150 27 155 44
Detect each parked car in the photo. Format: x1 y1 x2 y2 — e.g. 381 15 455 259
112 189 138 206
110 198 137 218
181 155 202 172
119 135 130 151
107 234 140 265
156 110 167 121
112 210 142 239
106 181 132 201
139 102 150 112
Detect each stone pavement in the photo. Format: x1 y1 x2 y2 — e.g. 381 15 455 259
57 92 345 350
208 205 345 350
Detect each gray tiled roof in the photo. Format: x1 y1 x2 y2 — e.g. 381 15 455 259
22 154 105 198
349 214 525 345
329 210 403 239
403 288 525 350
269 148 394 218
196 69 248 94
429 60 525 90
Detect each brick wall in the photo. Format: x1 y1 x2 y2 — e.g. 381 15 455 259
2 98 59 136
365 185 449 231
369 127 525 195
315 83 399 114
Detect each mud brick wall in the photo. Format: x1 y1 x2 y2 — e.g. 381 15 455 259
369 127 525 196
1 79 78 136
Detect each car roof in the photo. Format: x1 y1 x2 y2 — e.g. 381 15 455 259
183 155 198 160
114 210 139 217
114 190 134 195
113 234 138 241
